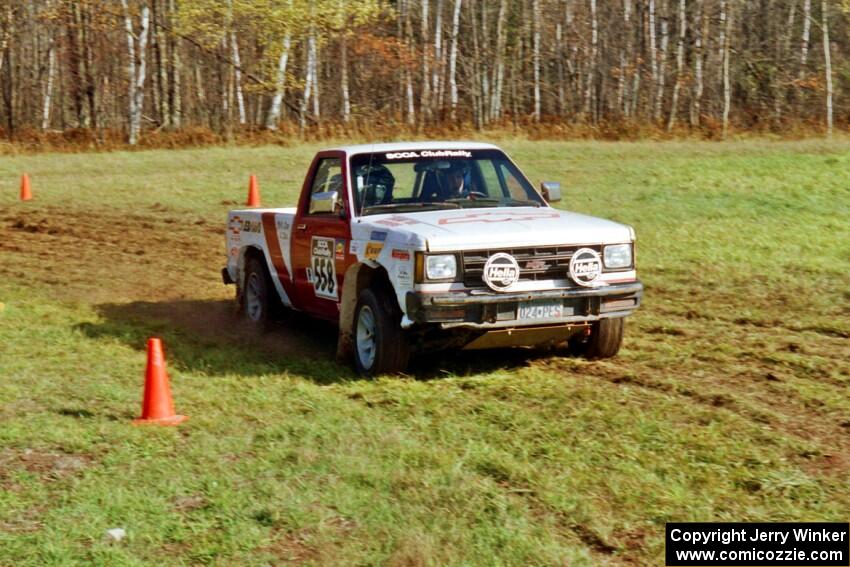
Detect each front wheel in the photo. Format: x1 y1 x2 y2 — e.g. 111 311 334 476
353 289 410 376
571 317 625 359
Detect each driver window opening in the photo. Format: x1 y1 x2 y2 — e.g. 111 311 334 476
308 158 343 215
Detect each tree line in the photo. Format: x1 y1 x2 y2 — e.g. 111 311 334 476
0 0 847 145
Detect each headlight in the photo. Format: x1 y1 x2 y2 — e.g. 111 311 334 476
603 244 632 269
425 254 457 280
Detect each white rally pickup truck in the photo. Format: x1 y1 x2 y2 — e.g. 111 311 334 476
223 142 643 375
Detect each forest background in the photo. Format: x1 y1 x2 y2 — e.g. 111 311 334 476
0 0 848 151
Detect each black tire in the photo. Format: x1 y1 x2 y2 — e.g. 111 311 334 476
352 288 410 376
240 256 280 332
571 317 624 359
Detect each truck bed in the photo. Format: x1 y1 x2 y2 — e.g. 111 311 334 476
225 207 297 306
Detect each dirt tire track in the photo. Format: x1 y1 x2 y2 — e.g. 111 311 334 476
0 205 224 302
538 357 850 478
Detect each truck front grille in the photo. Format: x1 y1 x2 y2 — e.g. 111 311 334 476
461 245 603 288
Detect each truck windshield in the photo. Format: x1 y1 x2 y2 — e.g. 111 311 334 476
350 149 545 216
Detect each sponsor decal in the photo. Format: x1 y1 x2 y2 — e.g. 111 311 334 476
241 220 262 233
276 217 291 236
391 249 411 261
349 240 363 255
437 211 560 225
525 259 549 271
385 150 472 160
569 248 602 287
335 240 346 261
369 230 388 242
310 237 338 300
228 215 242 243
275 217 291 251
394 264 413 288
483 253 520 292
365 242 384 260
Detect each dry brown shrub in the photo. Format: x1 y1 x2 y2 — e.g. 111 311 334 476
0 115 846 155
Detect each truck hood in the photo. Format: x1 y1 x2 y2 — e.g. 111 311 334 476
356 206 633 251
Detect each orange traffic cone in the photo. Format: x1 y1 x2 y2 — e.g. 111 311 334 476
20 174 32 201
246 174 261 207
133 338 188 426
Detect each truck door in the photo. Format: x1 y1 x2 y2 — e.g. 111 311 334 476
290 152 351 322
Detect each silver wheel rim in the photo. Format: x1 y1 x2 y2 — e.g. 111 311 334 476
356 305 377 370
245 273 263 322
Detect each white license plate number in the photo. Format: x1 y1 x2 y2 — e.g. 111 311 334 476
518 301 563 320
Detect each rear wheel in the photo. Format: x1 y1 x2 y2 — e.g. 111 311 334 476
241 256 279 332
571 317 624 359
353 289 410 376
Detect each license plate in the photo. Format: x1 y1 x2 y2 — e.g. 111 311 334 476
518 300 563 320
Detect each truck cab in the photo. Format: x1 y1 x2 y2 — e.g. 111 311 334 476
223 142 643 375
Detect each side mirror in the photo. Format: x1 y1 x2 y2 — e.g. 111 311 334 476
540 182 561 203
309 190 342 214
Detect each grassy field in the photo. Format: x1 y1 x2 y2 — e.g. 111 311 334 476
1 138 849 565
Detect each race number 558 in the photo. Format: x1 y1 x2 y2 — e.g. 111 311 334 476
311 237 338 300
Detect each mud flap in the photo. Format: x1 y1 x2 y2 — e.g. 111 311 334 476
221 267 234 285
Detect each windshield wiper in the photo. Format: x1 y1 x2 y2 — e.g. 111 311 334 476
445 197 542 208
362 202 461 214
502 199 542 207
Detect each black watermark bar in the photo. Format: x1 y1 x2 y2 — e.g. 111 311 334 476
666 523 849 566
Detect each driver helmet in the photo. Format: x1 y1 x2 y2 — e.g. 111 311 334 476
444 161 471 194
355 164 395 206
446 161 470 176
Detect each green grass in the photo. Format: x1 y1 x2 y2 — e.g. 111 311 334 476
1 138 849 565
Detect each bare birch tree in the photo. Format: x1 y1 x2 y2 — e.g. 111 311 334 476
265 35 291 129
583 0 598 120
42 28 56 130
667 0 687 131
691 0 704 126
448 0 462 120
490 0 507 121
649 0 659 111
420 0 431 123
230 31 246 125
225 0 245 125
167 0 181 128
310 34 320 121
822 0 833 136
722 0 733 138
799 0 811 77
655 10 670 122
403 0 415 125
432 0 443 114
121 0 150 145
618 0 633 114
532 0 542 121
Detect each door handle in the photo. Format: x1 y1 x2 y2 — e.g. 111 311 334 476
296 224 307 231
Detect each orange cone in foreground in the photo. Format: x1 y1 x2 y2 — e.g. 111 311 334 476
246 174 261 207
133 338 188 426
20 174 32 201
